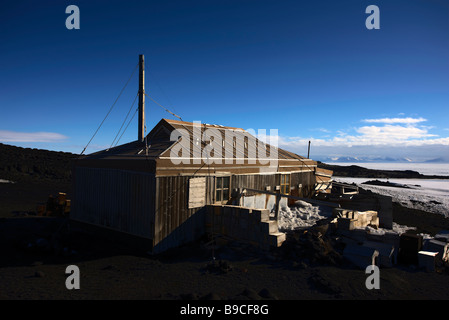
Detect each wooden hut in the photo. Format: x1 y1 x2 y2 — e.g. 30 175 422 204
71 55 332 253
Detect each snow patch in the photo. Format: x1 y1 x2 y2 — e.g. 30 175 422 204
276 201 334 231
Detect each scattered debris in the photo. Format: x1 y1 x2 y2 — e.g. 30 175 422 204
309 270 342 295
258 288 278 300
343 244 378 269
34 271 45 278
363 241 395 267
334 208 379 230
178 287 277 301
435 230 449 243
423 239 449 263
204 259 233 274
418 251 438 272
102 265 121 272
179 293 200 300
276 220 343 267
201 292 222 300
398 233 423 265
13 211 31 217
36 192 70 217
272 196 449 273
240 288 261 300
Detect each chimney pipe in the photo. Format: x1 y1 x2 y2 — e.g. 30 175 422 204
138 54 145 142
307 140 311 159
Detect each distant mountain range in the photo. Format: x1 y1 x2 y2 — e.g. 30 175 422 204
423 157 449 163
315 156 449 163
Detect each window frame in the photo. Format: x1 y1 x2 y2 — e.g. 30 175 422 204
280 173 291 195
215 175 231 204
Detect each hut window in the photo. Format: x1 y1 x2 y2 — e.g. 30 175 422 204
280 174 290 195
215 176 230 204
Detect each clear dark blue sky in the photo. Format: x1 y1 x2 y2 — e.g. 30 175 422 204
1 0 448 161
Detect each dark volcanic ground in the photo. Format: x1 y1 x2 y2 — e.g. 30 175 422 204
1 143 449 301
0 143 75 218
1 214 449 301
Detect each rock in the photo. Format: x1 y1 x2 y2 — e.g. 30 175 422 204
241 288 261 300
205 259 233 274
311 218 331 235
35 238 50 252
265 254 277 261
294 200 313 208
231 294 251 300
258 288 278 300
102 265 120 271
201 292 221 300
180 293 199 300
309 271 341 295
34 271 45 278
219 260 232 272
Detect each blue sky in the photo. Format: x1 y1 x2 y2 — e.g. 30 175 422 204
0 0 448 161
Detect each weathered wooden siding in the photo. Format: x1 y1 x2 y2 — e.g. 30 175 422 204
291 171 316 198
153 175 214 253
155 158 316 176
152 171 316 252
232 171 315 198
72 167 156 239
72 167 317 253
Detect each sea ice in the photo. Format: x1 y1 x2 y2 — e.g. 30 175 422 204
334 177 449 218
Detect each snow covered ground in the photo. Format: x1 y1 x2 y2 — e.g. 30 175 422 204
334 177 449 218
276 199 425 236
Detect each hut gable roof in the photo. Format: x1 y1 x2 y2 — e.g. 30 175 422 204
160 119 310 162
81 119 175 160
81 118 313 166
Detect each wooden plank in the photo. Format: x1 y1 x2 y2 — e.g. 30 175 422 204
188 177 206 209
242 187 340 208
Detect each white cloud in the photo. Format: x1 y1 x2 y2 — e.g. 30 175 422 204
270 116 448 161
355 125 437 143
0 130 68 142
362 117 427 124
276 117 449 152
308 128 331 133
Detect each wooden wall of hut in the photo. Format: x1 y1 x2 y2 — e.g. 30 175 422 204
153 175 214 253
72 167 156 239
72 166 317 253
232 171 316 197
152 170 316 252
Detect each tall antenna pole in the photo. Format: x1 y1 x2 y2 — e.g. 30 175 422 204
138 54 145 142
